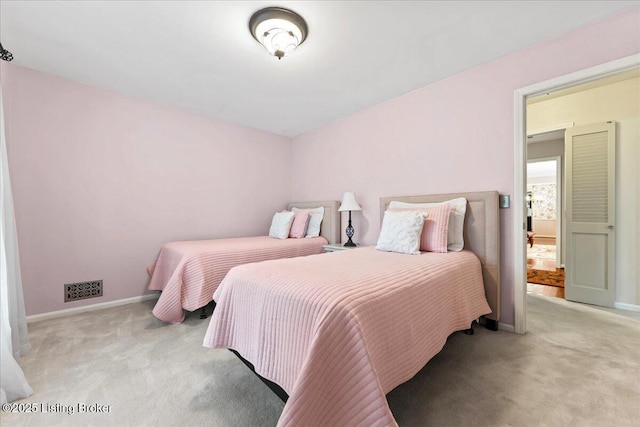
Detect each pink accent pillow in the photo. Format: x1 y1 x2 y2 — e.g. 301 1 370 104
388 203 451 252
289 210 311 238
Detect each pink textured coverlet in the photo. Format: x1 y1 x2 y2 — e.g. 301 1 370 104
148 236 327 323
203 247 491 426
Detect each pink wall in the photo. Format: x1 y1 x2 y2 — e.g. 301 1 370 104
3 7 638 322
291 8 640 327
2 64 292 316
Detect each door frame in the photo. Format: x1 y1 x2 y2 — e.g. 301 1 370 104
512 53 639 334
526 155 562 268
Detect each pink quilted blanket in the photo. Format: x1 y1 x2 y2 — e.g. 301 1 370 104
203 247 491 426
148 236 327 323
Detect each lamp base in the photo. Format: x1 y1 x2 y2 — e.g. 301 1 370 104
344 213 356 247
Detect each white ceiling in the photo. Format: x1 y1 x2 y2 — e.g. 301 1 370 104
1 1 637 137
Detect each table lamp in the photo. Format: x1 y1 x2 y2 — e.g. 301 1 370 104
339 192 362 247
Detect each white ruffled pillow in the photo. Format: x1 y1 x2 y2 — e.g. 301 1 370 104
269 211 295 239
376 210 425 255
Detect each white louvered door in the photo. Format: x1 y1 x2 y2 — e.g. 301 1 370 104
565 122 616 307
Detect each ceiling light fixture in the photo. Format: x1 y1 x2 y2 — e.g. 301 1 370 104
249 7 308 60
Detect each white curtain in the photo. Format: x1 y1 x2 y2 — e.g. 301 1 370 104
0 89 33 403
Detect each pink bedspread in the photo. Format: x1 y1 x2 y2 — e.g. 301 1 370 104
148 236 327 323
203 247 491 426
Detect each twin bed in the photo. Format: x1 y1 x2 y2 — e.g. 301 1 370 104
202 191 501 427
147 201 341 323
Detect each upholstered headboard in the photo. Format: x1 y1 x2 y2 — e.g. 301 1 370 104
379 191 500 324
287 200 341 245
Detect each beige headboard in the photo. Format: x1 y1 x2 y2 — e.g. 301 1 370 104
287 200 341 245
379 191 500 324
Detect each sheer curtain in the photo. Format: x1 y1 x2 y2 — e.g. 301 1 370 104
1 89 33 403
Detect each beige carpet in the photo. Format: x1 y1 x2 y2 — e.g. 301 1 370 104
2 296 639 426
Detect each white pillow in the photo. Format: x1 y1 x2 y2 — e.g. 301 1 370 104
292 206 325 238
375 210 425 255
269 211 295 239
389 198 467 251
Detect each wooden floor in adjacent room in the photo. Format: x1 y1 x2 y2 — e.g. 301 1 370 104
527 241 564 299
527 282 565 298
527 257 565 288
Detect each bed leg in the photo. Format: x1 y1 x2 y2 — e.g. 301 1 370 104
199 307 208 319
484 319 498 331
463 323 474 335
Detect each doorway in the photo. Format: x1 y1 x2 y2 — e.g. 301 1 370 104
512 54 639 334
526 157 565 298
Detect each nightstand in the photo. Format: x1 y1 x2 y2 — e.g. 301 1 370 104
323 244 366 253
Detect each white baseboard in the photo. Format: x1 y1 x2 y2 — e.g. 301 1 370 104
499 323 515 333
27 294 160 324
614 301 640 312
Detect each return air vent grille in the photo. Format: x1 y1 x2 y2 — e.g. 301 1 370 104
64 280 103 302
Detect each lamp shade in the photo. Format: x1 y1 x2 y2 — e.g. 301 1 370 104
339 192 362 212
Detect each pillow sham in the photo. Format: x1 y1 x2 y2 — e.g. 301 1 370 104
388 202 451 253
289 210 310 239
389 197 467 251
375 210 425 255
292 206 324 238
269 211 295 239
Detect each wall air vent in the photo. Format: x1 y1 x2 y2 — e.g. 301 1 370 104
64 280 103 302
